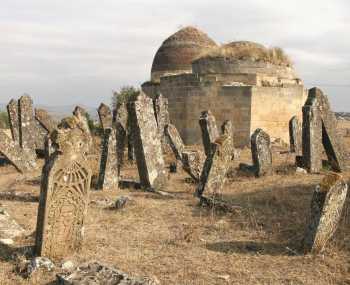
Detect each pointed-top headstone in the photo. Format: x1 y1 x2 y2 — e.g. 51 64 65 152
97 103 113 130
199 110 219 156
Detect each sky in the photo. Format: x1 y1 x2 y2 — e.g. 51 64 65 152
0 0 349 110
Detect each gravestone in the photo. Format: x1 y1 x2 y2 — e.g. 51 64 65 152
7 99 20 144
73 106 93 150
303 172 348 254
221 120 235 160
164 124 185 161
181 150 205 182
127 93 167 190
18 95 37 151
196 135 232 198
251 128 272 177
289 116 302 155
302 88 347 173
0 130 37 172
96 128 119 190
199 110 219 156
35 124 91 259
97 103 112 130
35 108 57 133
153 94 170 145
115 102 128 174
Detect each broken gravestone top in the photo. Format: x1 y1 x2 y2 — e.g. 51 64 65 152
165 124 185 161
303 172 348 254
98 103 113 130
35 108 57 133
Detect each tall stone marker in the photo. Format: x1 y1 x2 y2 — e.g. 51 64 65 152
128 93 167 190
7 99 20 144
221 120 235 160
165 124 185 161
115 102 128 174
251 128 272 177
35 124 91 260
289 116 302 155
153 94 170 145
199 110 219 157
97 103 113 130
96 128 119 190
302 88 347 173
303 172 348 254
35 108 57 133
18 95 37 151
196 135 232 198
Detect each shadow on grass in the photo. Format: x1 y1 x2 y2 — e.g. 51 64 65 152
0 192 39 203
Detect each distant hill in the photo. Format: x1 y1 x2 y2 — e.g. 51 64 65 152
0 103 99 121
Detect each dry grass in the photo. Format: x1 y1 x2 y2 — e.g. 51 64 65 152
0 139 350 284
196 43 293 67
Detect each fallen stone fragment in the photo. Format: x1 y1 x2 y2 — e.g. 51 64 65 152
57 261 160 285
27 257 55 275
115 196 130 210
296 167 307 174
303 172 348 254
61 260 75 271
0 208 25 242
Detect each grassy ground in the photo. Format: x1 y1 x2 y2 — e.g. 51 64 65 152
0 140 350 284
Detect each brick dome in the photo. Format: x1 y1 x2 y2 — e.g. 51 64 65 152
151 26 217 82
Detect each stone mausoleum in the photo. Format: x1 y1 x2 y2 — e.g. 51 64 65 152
142 26 307 147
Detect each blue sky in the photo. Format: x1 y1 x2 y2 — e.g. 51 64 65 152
0 0 349 110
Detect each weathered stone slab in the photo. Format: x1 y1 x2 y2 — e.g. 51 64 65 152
153 94 170 145
289 116 302 155
181 150 205 182
7 99 20 144
165 124 185 161
0 208 25 244
35 124 91 259
251 128 272 177
127 93 167 190
57 261 159 285
199 110 219 156
97 103 112 130
18 95 37 151
0 130 37 172
96 128 119 190
35 108 57 133
196 135 232 198
303 172 348 254
73 106 93 150
115 102 128 174
221 120 235 160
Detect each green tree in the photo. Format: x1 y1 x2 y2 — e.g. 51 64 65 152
112 86 140 109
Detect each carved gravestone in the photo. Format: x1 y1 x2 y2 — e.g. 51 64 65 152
35 124 91 260
199 110 219 156
35 108 57 133
221 120 235 160
115 102 128 174
303 172 348 254
7 99 20 144
96 128 119 190
127 93 167 190
289 116 302 155
153 94 170 145
196 135 232 198
181 150 205 182
251 128 272 177
302 88 347 173
164 124 185 161
18 95 37 151
97 103 112 130
0 130 37 172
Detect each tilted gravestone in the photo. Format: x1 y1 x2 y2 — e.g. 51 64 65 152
302 88 347 173
96 128 119 190
18 95 38 151
196 135 232 198
153 94 170 145
303 172 348 254
164 124 185 161
0 130 37 172
35 108 57 133
97 103 113 130
35 123 91 260
127 93 167 190
7 99 20 144
199 110 220 156
181 150 206 182
289 116 302 155
251 128 272 177
73 106 93 151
